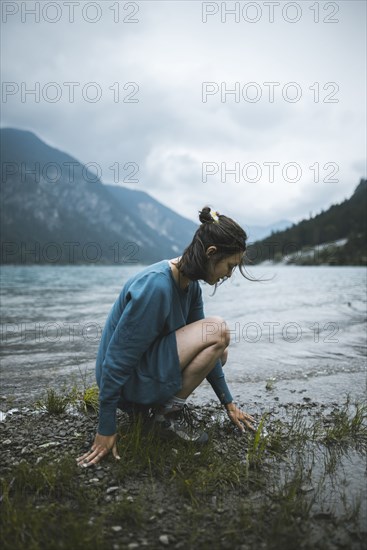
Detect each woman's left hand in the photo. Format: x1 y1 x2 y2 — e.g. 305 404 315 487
225 403 256 433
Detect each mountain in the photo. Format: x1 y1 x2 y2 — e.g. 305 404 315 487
247 179 367 266
0 128 197 264
104 185 196 255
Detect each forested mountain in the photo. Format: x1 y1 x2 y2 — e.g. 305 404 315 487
247 179 367 265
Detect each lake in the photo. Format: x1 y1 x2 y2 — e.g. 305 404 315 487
0 264 366 409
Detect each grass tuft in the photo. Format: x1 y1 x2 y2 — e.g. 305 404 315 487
34 388 69 415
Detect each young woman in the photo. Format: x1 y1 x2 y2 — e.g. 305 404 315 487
77 207 255 467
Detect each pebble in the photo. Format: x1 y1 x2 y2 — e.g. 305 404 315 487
106 486 120 494
111 526 123 533
21 446 31 455
38 441 60 449
159 534 170 546
299 484 314 494
128 544 139 550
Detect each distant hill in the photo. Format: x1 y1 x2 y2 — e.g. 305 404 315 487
247 179 367 266
0 128 197 264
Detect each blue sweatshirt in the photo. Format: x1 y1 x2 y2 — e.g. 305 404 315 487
96 260 233 435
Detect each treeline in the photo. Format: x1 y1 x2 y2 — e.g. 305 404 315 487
246 179 367 266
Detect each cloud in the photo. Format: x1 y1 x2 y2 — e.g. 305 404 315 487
1 0 365 226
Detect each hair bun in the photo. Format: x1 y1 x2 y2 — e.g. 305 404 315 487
199 206 215 224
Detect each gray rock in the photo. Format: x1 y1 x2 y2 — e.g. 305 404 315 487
106 486 120 494
159 534 170 546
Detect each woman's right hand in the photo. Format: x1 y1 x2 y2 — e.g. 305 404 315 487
76 433 120 467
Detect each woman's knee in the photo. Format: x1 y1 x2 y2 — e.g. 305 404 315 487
202 316 230 349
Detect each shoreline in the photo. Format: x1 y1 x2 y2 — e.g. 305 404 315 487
1 393 366 550
1 357 366 405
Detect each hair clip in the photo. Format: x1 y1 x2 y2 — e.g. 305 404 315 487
210 209 220 223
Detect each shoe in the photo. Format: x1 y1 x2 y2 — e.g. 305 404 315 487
154 405 209 444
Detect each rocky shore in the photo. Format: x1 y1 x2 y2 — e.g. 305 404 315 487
1 395 366 550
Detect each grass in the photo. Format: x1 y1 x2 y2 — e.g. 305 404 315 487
34 388 70 415
1 392 366 550
320 399 367 446
0 458 100 550
34 384 100 415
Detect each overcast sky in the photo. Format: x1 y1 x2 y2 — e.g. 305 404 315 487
1 0 366 227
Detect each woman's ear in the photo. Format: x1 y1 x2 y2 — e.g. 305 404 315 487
206 246 217 257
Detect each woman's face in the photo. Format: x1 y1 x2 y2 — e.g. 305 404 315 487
205 251 244 285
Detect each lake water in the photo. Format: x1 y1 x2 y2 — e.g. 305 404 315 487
0 264 366 408
1 264 366 531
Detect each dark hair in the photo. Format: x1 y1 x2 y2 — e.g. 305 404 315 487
176 206 255 284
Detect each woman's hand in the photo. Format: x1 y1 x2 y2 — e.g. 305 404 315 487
225 403 256 433
76 433 120 467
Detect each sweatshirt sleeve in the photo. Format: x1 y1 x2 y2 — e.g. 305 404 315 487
98 273 171 435
187 283 233 405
